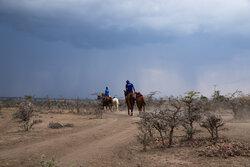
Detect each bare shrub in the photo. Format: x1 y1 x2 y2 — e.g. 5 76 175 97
137 96 183 149
136 119 153 152
165 97 182 147
137 110 168 148
15 96 36 131
181 91 202 140
138 112 155 138
137 112 157 151
200 113 224 140
48 122 63 129
151 110 169 148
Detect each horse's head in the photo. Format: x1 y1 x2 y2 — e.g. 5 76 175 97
123 90 128 97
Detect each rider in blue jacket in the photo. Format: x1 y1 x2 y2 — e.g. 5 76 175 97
125 80 135 94
105 87 109 97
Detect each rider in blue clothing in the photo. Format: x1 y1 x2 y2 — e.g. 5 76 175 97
126 80 135 93
105 87 109 97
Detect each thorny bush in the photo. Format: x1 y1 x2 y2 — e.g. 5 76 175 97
137 97 183 150
200 112 225 140
181 91 203 140
17 100 37 131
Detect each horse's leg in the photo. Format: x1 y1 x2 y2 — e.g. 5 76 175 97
127 101 130 115
126 97 131 116
143 105 145 112
129 94 134 116
136 101 141 115
131 103 134 116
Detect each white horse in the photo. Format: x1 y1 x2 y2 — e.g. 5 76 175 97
113 97 119 111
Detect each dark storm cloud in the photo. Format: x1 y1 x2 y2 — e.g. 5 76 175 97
0 1 172 48
1 0 250 49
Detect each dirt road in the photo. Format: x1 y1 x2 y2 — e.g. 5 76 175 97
0 111 139 167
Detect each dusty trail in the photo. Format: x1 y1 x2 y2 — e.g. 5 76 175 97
0 111 139 167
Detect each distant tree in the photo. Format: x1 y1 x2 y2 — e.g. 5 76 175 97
0 96 2 112
146 91 160 107
24 95 33 101
211 90 228 112
0 94 2 112
76 96 81 114
200 95 210 112
45 95 52 110
228 90 246 119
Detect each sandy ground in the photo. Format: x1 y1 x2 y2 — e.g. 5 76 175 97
0 108 250 167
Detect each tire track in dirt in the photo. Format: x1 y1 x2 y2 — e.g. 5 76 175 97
0 112 139 167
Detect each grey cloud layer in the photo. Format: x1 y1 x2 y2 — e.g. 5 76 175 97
1 0 250 98
1 0 250 48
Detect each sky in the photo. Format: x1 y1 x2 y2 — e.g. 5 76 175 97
1 0 250 98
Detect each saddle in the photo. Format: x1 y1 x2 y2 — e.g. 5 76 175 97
136 92 143 98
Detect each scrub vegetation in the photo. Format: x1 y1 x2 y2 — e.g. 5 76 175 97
0 90 250 167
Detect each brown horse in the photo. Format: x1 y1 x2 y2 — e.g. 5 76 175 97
101 93 113 111
124 90 135 116
135 92 146 114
